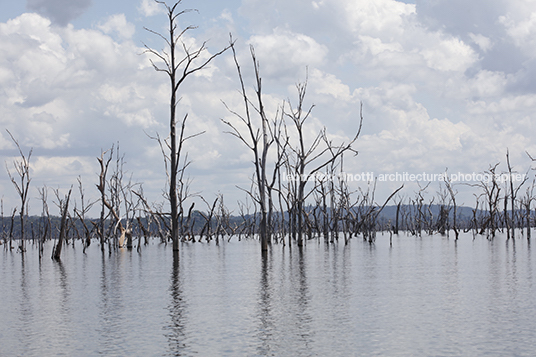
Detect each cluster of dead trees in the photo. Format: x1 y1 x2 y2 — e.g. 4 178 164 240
3 1 536 258
221 44 371 250
2 131 536 259
371 155 536 241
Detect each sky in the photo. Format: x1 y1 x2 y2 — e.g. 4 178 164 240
1 0 536 216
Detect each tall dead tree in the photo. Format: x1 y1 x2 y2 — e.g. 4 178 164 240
5 130 32 252
51 187 72 261
74 177 94 252
222 45 282 251
505 150 529 238
96 148 113 252
443 170 459 239
37 185 51 259
144 0 231 251
393 194 404 235
521 178 535 239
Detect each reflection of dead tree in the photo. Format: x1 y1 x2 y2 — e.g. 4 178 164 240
5 130 32 252
0 201 4 248
0 200 4 248
144 0 231 252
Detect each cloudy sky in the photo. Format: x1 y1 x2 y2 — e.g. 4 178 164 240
1 0 536 215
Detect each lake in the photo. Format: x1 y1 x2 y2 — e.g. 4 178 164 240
1 232 536 356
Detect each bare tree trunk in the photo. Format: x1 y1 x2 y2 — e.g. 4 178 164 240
38 186 51 259
96 147 131 250
144 1 231 252
9 208 16 250
395 199 401 235
52 188 72 261
444 172 459 240
5 130 32 253
222 45 274 252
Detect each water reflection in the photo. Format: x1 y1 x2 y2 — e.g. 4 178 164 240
505 239 518 297
97 250 127 355
18 254 32 356
255 250 275 355
3 234 536 356
292 246 313 351
55 260 70 313
166 251 188 356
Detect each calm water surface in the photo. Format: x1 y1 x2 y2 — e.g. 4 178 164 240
1 232 536 356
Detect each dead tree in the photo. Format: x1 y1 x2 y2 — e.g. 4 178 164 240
5 130 32 252
505 151 513 238
443 171 459 239
8 207 16 250
96 148 113 251
96 146 131 251
52 187 72 261
237 195 259 240
74 177 95 252
37 186 51 259
365 182 403 242
521 178 535 239
505 150 529 238
313 176 331 242
284 82 362 247
393 194 404 235
473 164 502 238
144 0 231 251
411 182 431 237
200 196 218 241
435 180 451 236
119 175 138 249
222 45 279 252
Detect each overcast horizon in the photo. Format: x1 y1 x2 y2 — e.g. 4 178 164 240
1 0 536 217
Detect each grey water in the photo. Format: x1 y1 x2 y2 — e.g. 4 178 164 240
1 232 536 356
